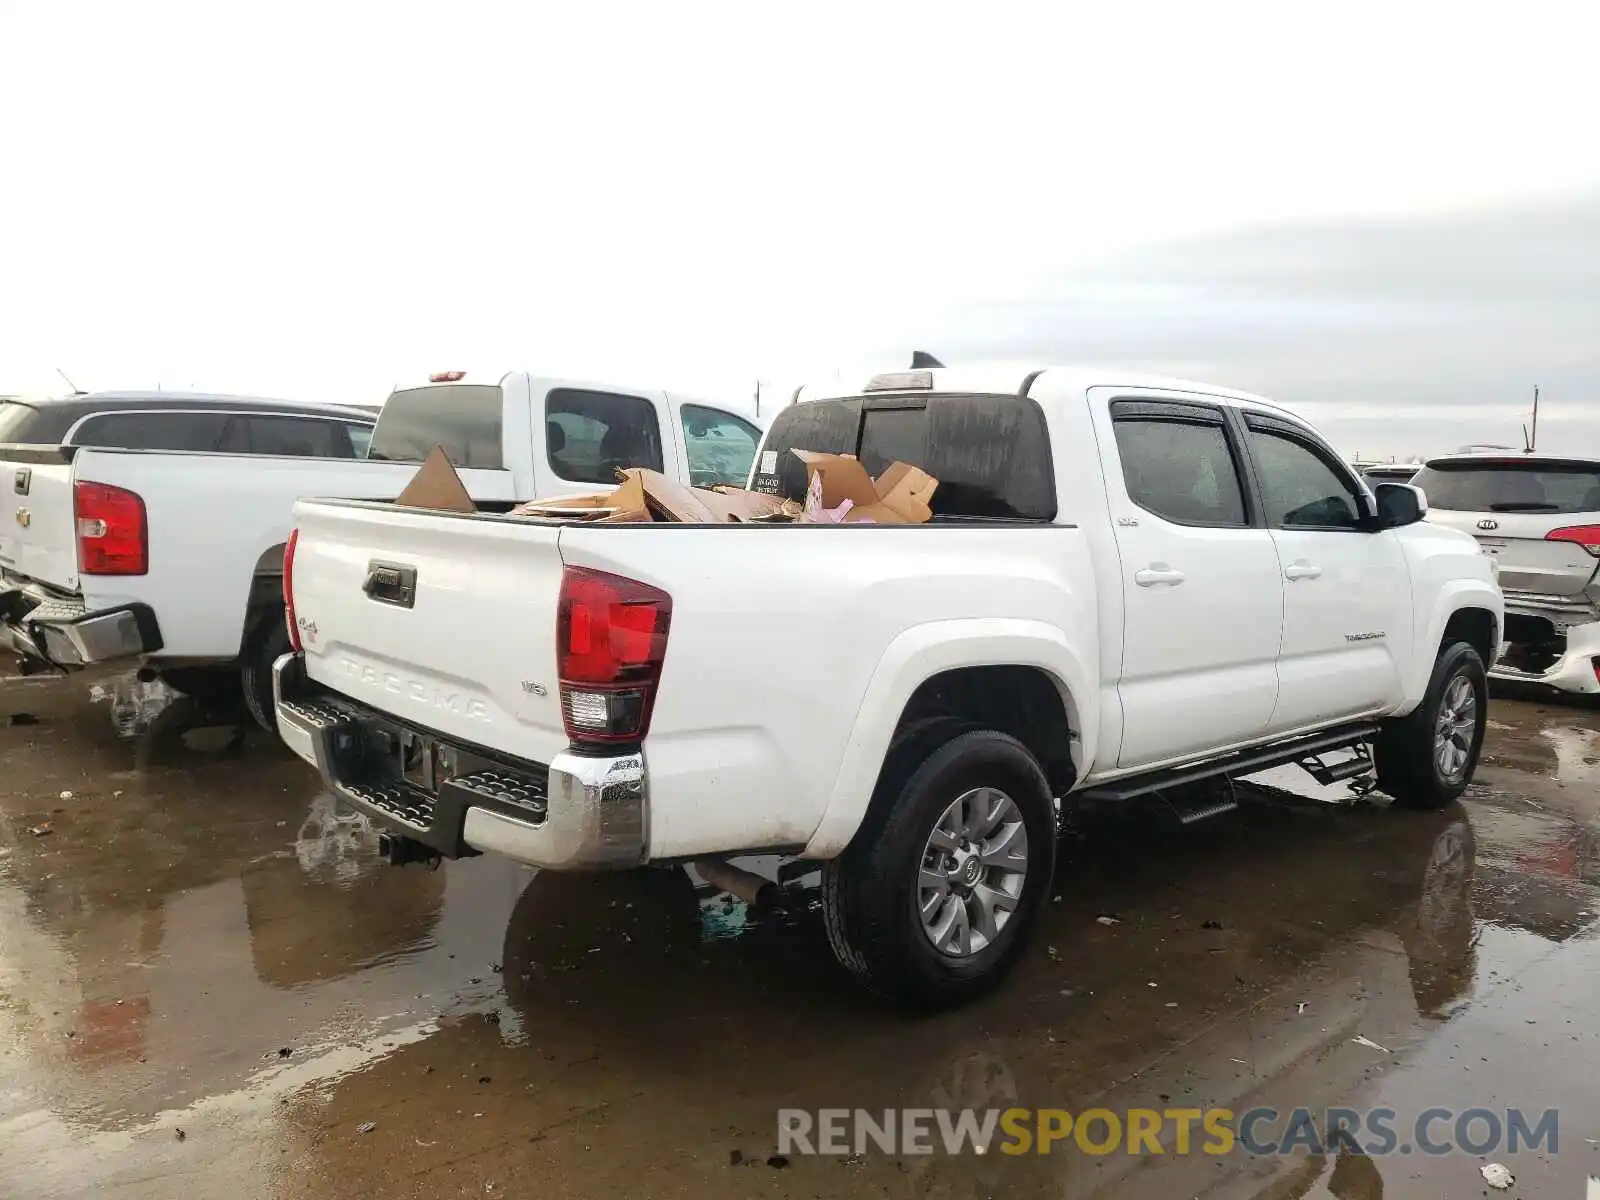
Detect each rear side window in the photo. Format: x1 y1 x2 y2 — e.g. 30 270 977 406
755 394 1055 521
545 388 664 484
346 423 374 458
1113 417 1247 527
368 384 504 468
1413 461 1600 514
681 404 761 487
71 411 231 451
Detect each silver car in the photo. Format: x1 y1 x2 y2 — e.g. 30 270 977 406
1414 453 1600 694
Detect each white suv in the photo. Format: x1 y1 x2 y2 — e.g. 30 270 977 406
1415 452 1600 693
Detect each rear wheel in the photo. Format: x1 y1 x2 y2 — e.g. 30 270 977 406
241 610 292 733
1375 640 1487 809
822 728 1056 1009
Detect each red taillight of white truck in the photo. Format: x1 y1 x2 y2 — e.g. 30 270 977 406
283 528 302 651
74 481 148 576
556 565 672 745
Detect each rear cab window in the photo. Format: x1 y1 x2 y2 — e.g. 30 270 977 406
1413 460 1600 514
368 384 505 467
752 393 1056 521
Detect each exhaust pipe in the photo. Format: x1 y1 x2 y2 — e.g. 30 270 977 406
693 858 780 908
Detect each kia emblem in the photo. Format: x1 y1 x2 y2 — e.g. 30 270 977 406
1477 518 1499 531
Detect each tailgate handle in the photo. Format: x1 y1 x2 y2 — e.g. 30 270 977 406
363 561 417 608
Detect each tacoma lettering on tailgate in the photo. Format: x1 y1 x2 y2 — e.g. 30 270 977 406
338 657 490 722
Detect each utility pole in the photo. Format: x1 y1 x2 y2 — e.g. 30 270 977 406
1529 384 1539 453
754 379 761 419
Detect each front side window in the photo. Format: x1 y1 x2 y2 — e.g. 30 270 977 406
1250 430 1363 529
545 388 663 484
681 404 761 487
1113 417 1247 527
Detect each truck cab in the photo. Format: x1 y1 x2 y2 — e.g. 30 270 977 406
366 372 765 497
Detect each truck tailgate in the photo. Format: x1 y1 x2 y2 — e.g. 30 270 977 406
0 457 79 589
292 499 570 765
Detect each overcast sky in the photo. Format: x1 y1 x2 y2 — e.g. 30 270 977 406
4 2 1596 457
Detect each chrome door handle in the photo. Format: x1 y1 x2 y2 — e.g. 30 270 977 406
1134 565 1186 587
1284 562 1322 581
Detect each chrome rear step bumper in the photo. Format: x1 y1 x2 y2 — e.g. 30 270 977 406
272 653 649 868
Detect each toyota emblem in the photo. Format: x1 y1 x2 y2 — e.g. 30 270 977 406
1477 518 1499 531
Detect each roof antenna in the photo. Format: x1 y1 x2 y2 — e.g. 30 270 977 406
910 350 945 369
55 367 86 396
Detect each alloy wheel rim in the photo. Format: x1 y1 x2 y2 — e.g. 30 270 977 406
1433 674 1477 783
917 787 1030 957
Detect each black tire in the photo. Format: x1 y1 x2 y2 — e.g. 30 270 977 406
821 728 1056 1010
1374 640 1487 809
158 666 243 704
241 611 292 733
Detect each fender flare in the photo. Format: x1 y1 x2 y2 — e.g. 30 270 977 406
801 618 1095 858
1402 581 1503 711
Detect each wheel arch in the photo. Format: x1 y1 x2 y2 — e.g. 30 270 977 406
240 541 289 653
1402 585 1501 712
802 620 1094 858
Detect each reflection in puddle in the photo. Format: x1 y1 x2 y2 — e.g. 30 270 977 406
89 676 175 738
294 793 384 886
88 672 252 766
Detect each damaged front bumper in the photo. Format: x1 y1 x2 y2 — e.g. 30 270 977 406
272 652 649 869
1492 590 1600 694
0 577 162 672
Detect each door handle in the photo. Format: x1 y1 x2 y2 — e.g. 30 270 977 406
1284 561 1322 581
1134 565 1186 587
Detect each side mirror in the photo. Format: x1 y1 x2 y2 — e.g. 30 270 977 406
1373 482 1427 528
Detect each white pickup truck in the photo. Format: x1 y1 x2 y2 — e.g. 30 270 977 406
272 365 1502 1007
1 374 764 729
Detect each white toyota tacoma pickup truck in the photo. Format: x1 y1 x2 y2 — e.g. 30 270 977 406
1 373 763 729
273 365 1502 1006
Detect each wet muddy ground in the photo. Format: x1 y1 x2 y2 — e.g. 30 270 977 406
2 668 1597 1199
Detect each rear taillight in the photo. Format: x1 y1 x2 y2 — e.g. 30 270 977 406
1546 524 1600 558
74 481 148 575
283 528 302 651
556 566 672 744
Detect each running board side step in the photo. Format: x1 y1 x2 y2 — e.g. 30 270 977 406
1079 722 1381 802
